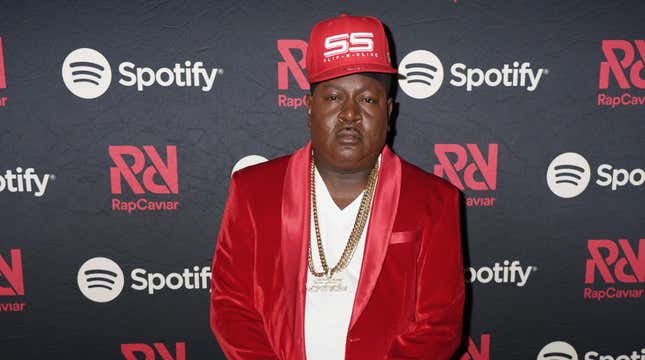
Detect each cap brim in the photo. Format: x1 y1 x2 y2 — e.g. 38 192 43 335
308 63 397 84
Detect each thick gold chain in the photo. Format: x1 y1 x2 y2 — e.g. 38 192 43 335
308 157 379 279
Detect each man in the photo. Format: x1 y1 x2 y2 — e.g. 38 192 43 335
210 14 464 359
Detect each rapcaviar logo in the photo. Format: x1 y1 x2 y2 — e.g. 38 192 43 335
539 341 645 360
466 260 535 287
231 155 268 175
0 249 26 312
0 167 53 197
277 39 309 110
597 40 645 108
398 50 444 99
433 144 498 207
62 48 223 99
121 342 186 360
547 152 643 198
77 257 125 303
62 48 112 99
537 341 578 360
78 257 211 302
460 334 490 360
109 145 179 213
584 238 644 301
398 49 547 99
0 36 7 108
546 152 591 198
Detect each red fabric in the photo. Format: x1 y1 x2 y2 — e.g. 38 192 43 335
306 14 397 83
211 142 464 359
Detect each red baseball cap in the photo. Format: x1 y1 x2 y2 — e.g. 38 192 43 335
306 14 397 84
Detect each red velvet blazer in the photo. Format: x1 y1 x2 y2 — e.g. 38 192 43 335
210 142 464 359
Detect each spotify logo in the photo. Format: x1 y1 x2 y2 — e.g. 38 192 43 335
398 50 444 99
537 341 578 360
546 152 591 198
77 257 124 303
62 48 112 99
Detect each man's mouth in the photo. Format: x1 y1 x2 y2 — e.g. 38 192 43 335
336 128 362 144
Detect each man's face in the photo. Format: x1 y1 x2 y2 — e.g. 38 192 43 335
306 73 393 172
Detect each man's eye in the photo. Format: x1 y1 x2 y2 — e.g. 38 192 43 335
327 95 338 101
362 97 375 103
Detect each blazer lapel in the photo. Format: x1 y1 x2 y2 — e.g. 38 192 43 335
349 145 401 330
280 142 311 359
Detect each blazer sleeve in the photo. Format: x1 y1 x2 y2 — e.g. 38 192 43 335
210 174 279 360
387 186 465 360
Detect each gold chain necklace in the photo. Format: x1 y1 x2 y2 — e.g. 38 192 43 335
308 157 379 279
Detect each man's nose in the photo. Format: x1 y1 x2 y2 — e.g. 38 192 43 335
338 98 361 123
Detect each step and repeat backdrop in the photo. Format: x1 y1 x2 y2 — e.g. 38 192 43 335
0 0 643 359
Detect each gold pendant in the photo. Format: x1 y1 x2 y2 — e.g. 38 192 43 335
306 276 348 293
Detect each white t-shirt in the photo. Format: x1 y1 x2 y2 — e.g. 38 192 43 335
304 160 378 360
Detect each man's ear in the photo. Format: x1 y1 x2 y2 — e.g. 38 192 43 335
306 94 313 128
